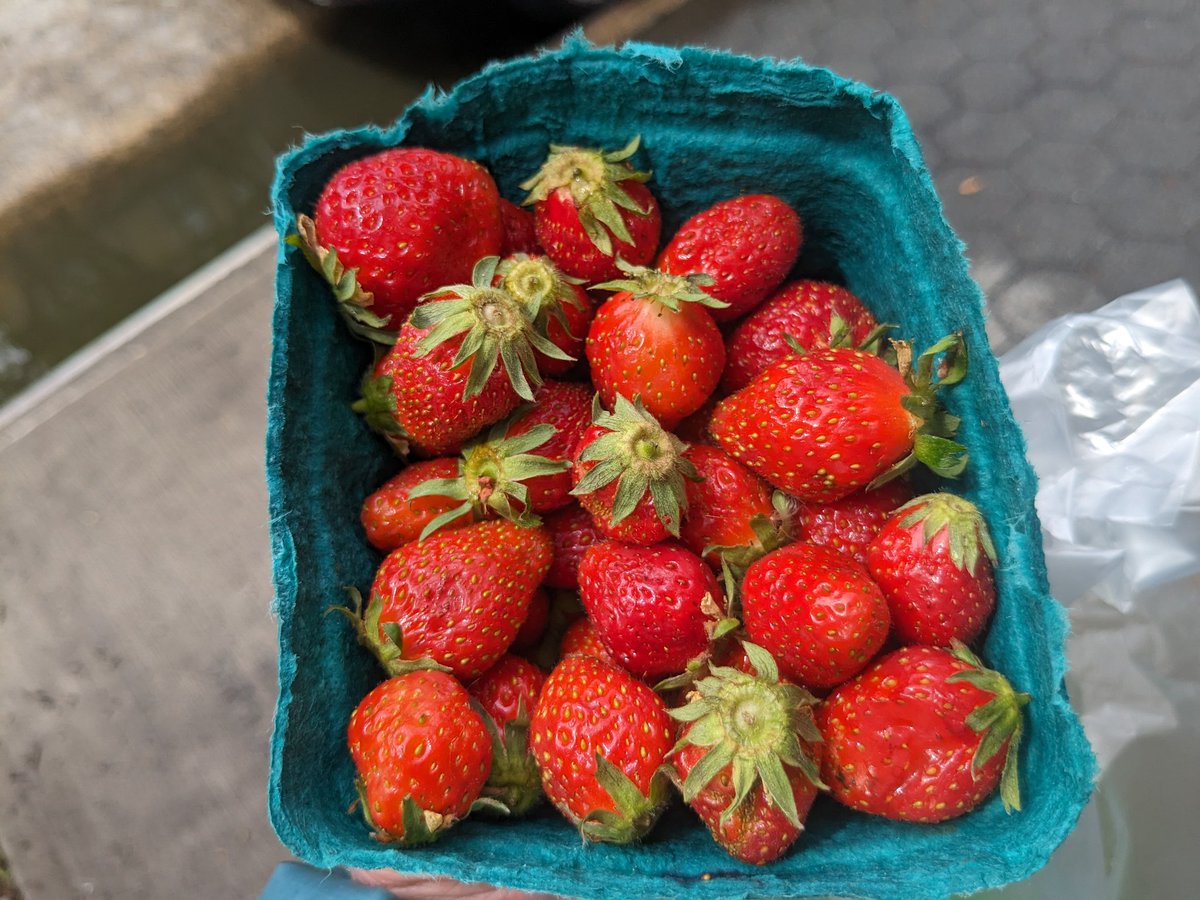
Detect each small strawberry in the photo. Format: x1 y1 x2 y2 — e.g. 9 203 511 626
587 263 727 429
521 136 661 282
297 147 503 336
674 396 719 446
503 380 594 511
530 654 673 842
670 642 825 864
496 255 592 378
543 503 607 590
710 336 969 502
360 458 470 551
341 520 553 681
499 198 540 256
741 542 890 690
658 194 802 323
818 643 1030 822
511 587 550 653
559 616 617 665
468 654 546 817
796 479 914 567
347 670 492 844
722 280 882 393
570 395 700 545
866 492 998 646
578 540 726 681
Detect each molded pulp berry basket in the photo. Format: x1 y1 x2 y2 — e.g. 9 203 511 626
266 38 1095 900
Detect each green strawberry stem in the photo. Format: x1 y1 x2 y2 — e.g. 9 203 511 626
581 754 672 844
593 260 728 312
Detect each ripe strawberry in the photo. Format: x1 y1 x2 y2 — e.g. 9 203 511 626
299 148 503 334
658 194 802 323
543 503 607 590
468 654 546 816
578 540 725 681
343 520 553 681
499 198 540 256
674 396 719 445
521 136 661 282
511 587 550 653
347 670 492 844
818 643 1030 822
559 616 616 665
360 458 469 551
530 654 673 842
741 542 890 690
587 264 726 429
503 380 593 511
570 395 700 545
796 479 914 567
496 255 592 378
709 337 969 503
670 642 825 864
866 492 998 646
722 280 881 393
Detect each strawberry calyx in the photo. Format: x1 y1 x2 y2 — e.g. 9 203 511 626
581 753 673 844
352 372 411 458
497 254 588 342
289 214 396 345
894 492 998 574
353 783 457 845
668 641 825 829
409 256 572 402
570 394 700 536
408 415 569 539
946 640 1031 814
704 491 799 574
520 136 654 257
328 587 451 678
475 696 543 818
593 260 728 313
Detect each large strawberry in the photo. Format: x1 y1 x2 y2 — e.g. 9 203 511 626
709 336 969 503
670 642 825 864
347 670 493 844
360 458 470 551
511 587 550 653
578 540 726 681
341 520 553 681
796 479 914 567
468 654 546 817
587 263 727 429
741 542 890 690
818 643 1029 822
543 503 607 590
866 492 998 646
498 198 540 256
530 654 673 843
570 395 700 545
521 136 661 282
297 147 503 336
658 194 802 323
722 280 882 393
495 255 592 378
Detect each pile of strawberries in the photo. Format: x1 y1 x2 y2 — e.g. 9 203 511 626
292 135 1030 865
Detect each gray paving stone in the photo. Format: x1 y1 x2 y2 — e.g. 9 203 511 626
936 167 1026 227
1010 198 1110 267
1101 116 1200 174
1027 39 1119 88
934 111 1034 166
1013 141 1118 199
955 59 1036 111
957 12 1040 60
1113 15 1199 63
1097 172 1200 239
995 271 1108 328
878 35 964 80
1024 88 1120 141
1091 238 1199 298
886 82 956 129
1110 65 1200 119
1035 1 1121 40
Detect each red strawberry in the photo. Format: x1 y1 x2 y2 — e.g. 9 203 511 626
468 654 546 816
344 520 553 680
530 654 673 842
658 194 802 323
818 643 1029 822
496 255 593 378
709 337 969 502
722 280 880 393
796 480 914 567
559 617 617 665
741 542 890 690
499 198 540 256
360 458 470 551
670 642 825 864
578 541 725 681
587 264 727 429
543 503 607 590
570 395 700 545
521 137 661 282
504 380 593 512
511 587 550 653
347 670 492 844
674 396 719 445
866 492 998 646
299 148 503 333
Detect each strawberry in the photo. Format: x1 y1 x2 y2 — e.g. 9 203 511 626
468 654 546 816
796 479 914 567
347 670 492 844
499 198 540 256
511 587 550 653
570 395 699 545
559 616 616 665
674 396 719 445
670 642 825 864
587 263 727 429
818 643 1030 822
578 540 726 681
722 280 881 393
530 654 673 842
503 380 594 511
543 503 607 590
496 255 592 378
521 136 661 282
297 148 503 336
342 520 553 681
658 194 802 323
866 492 998 646
741 542 890 690
360 458 470 551
709 336 970 503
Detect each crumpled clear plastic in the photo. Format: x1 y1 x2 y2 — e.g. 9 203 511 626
976 280 1200 899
